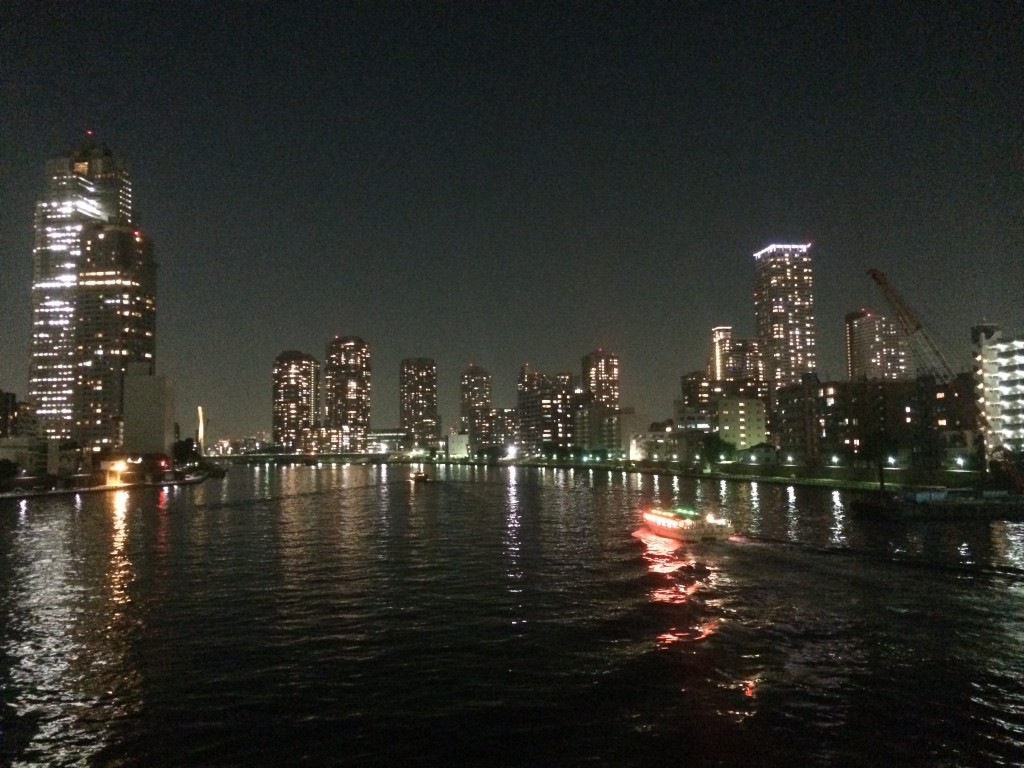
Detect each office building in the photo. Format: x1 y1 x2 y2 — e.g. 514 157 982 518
272 351 320 452
324 336 372 452
400 358 440 449
29 141 155 446
753 243 816 389
845 309 909 381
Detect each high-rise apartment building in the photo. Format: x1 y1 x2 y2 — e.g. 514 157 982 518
578 349 623 455
753 243 816 389
517 364 577 454
324 336 372 452
74 224 157 449
707 327 733 380
845 309 909 381
272 351 320 452
582 348 620 407
29 140 155 446
459 364 492 447
400 358 440 449
706 327 764 382
974 325 1024 455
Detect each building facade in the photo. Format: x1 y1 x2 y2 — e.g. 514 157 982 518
400 358 440 449
974 325 1024 455
713 396 768 452
845 309 909 381
272 351 320 452
323 336 372 452
459 364 492 450
582 348 620 407
516 364 577 454
73 223 157 450
753 243 816 389
29 141 155 446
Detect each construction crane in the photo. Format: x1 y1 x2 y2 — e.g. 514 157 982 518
867 268 957 384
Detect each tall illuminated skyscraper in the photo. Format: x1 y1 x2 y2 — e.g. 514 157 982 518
324 335 372 452
752 243 816 388
707 327 733 380
29 140 155 446
845 309 909 381
459 364 492 446
400 358 439 449
582 348 620 407
272 351 320 452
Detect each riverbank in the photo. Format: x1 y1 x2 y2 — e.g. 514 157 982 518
0 472 208 501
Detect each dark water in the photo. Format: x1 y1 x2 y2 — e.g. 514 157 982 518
2 464 1023 767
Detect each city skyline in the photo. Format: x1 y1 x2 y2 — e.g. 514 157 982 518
2 4 1020 440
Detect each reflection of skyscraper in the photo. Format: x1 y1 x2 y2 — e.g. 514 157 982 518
845 309 909 381
753 243 816 388
324 336 372 451
272 351 319 452
400 358 439 448
29 141 155 446
459 364 492 446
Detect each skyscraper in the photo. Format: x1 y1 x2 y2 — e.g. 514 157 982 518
707 327 733 380
845 309 909 381
400 358 439 449
324 336 372 452
516 364 576 454
29 140 155 446
459 364 492 447
706 328 764 382
753 243 816 388
581 348 620 407
272 351 320 452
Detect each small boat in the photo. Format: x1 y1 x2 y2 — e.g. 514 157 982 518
642 507 732 542
410 471 430 483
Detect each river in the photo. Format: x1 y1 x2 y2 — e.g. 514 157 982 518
2 463 1023 766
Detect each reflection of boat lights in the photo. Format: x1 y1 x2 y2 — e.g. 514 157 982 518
655 620 718 647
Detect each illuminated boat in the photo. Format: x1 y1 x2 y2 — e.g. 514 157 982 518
642 507 732 542
410 471 430 483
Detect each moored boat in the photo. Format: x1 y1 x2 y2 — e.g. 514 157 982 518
642 507 732 542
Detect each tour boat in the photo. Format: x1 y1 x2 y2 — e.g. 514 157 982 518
642 507 732 542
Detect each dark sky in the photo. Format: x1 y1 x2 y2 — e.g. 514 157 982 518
2 2 1021 441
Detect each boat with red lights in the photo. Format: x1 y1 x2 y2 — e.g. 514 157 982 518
642 507 732 542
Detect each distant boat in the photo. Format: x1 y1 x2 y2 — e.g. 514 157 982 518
642 507 732 542
410 471 430 483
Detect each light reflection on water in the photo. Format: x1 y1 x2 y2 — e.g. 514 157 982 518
3 467 1024 767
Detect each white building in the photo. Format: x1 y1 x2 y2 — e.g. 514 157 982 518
713 396 767 451
974 325 1024 454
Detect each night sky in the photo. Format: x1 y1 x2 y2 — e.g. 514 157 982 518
2 2 1021 441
